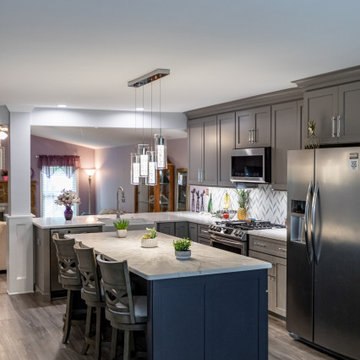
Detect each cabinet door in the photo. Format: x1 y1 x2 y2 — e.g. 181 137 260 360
339 81 360 142
236 109 253 148
157 222 175 236
203 116 218 185
188 119 203 185
175 222 189 239
303 87 338 147
217 112 235 186
253 106 271 147
274 257 287 317
189 223 198 242
271 101 302 190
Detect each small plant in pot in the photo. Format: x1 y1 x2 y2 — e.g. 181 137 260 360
173 238 192 260
113 219 129 238
141 227 158 248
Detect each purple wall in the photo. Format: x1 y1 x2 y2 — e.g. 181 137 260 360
95 138 188 214
31 135 96 216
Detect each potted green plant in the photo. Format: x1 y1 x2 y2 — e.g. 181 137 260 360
235 189 250 220
113 219 130 238
173 238 192 260
141 227 158 247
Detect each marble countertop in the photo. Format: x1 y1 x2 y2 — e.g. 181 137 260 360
67 230 271 280
248 228 287 242
32 211 218 229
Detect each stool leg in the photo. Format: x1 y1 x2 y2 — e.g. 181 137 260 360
94 306 102 360
81 305 92 354
110 327 118 360
123 330 130 360
62 289 74 344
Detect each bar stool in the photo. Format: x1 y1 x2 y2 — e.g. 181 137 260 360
52 234 82 344
74 242 105 360
97 254 147 360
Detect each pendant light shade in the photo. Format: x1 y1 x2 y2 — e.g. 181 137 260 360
146 150 157 186
130 152 140 185
138 144 149 178
154 134 167 169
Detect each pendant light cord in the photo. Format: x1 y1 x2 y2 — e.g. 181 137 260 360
159 79 162 137
142 86 145 145
150 82 153 147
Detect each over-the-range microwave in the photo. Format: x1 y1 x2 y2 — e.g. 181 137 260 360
230 147 271 183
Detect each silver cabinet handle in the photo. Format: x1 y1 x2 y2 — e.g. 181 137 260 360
331 116 336 137
248 129 252 143
197 168 204 183
254 241 266 248
336 115 341 138
252 129 256 143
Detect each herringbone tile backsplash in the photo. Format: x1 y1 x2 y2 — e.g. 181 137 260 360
189 185 287 225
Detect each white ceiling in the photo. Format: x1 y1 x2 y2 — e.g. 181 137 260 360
1 0 360 114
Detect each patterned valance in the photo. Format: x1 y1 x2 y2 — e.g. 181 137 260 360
37 155 81 178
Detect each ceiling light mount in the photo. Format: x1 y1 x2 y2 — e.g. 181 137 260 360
128 69 170 88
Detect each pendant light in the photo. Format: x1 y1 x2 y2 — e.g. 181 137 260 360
146 83 157 186
154 79 167 169
128 69 170 186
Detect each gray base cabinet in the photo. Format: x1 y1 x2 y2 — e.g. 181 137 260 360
156 222 175 236
175 222 189 238
198 224 211 246
189 222 198 242
34 225 102 300
249 235 287 317
271 101 302 190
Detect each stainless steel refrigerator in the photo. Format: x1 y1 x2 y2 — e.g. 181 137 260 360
287 148 360 360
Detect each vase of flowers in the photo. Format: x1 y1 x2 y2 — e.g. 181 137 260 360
55 189 80 221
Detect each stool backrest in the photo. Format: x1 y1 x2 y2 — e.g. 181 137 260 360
52 234 81 287
97 254 135 324
74 242 102 302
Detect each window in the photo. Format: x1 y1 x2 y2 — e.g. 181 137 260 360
41 166 79 217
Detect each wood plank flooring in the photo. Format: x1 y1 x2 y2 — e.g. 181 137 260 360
0 290 337 360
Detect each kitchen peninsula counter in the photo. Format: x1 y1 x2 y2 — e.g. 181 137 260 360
68 230 270 360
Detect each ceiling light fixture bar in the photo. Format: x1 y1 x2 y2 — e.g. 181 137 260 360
128 69 170 88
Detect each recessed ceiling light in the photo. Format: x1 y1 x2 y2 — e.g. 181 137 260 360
57 104 67 108
136 107 144 111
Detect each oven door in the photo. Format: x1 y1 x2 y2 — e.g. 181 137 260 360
210 234 248 256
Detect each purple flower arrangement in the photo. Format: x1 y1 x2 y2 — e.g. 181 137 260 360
55 189 80 207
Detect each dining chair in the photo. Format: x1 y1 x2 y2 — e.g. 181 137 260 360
52 233 82 344
97 254 147 360
74 242 105 359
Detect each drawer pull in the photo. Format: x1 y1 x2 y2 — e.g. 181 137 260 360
278 247 286 252
254 241 266 248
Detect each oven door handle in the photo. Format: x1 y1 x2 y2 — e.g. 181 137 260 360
210 236 245 249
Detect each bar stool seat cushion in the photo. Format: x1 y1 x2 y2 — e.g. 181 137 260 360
107 295 147 323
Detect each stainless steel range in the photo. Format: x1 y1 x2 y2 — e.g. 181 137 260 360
209 220 284 255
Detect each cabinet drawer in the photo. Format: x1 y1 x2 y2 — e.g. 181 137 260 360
157 222 175 236
249 235 287 258
198 225 210 239
198 236 211 246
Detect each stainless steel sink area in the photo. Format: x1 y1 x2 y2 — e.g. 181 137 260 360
97 217 155 232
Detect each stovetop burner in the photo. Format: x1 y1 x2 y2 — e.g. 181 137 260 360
215 220 283 230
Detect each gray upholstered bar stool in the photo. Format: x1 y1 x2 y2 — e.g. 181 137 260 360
53 234 82 344
97 254 147 360
74 242 105 360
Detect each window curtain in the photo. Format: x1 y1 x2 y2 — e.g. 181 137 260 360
37 155 81 178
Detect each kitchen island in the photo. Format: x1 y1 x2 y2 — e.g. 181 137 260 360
69 230 270 360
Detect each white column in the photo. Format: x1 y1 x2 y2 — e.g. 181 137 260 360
7 110 33 294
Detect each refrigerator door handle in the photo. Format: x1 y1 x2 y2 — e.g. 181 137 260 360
304 182 314 263
311 183 320 263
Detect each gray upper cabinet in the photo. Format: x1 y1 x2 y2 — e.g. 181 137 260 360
236 106 271 148
303 87 338 147
217 112 235 186
338 81 360 142
271 101 302 190
188 119 203 185
188 116 217 186
203 117 218 185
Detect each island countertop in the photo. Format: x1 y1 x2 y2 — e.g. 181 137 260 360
67 230 271 280
32 211 218 229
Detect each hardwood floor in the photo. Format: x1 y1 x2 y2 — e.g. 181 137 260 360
0 291 337 360
0 274 6 294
